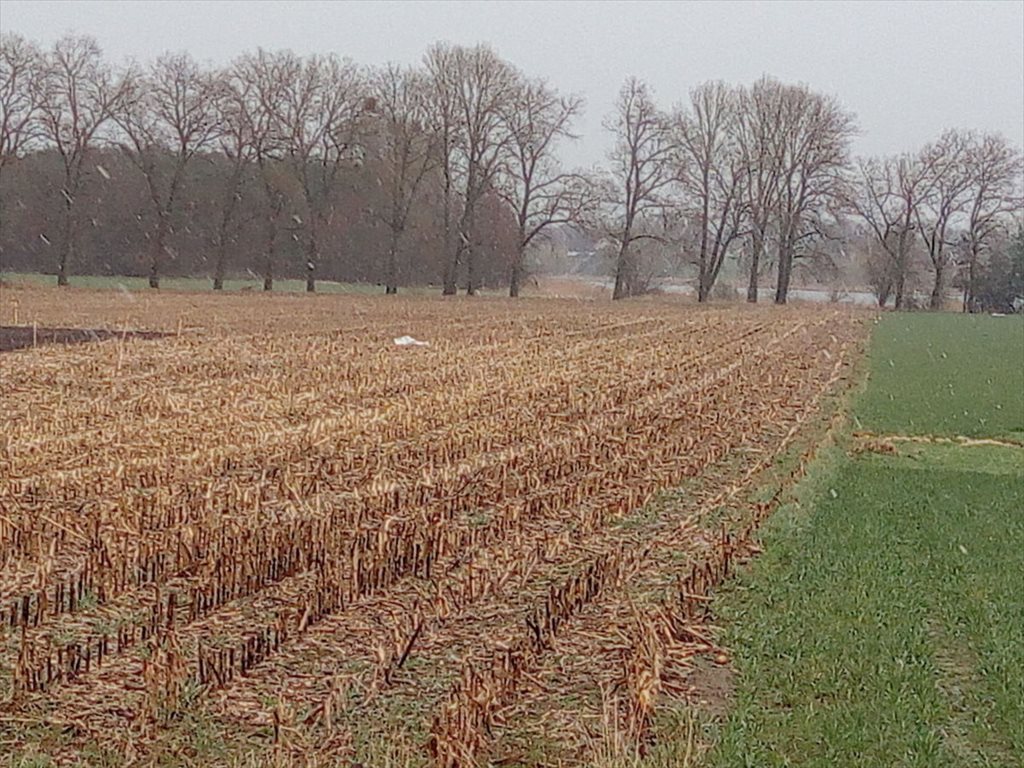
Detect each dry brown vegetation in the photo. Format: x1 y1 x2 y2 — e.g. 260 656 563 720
0 286 869 766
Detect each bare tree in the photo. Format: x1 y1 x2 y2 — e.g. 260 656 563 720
274 52 363 292
675 81 748 302
604 77 678 300
734 78 788 302
0 33 45 248
859 228 898 306
368 63 437 294
849 153 936 309
115 52 222 288
211 65 256 290
453 44 518 296
423 44 460 295
913 130 973 309
426 43 517 295
233 49 288 291
499 77 587 297
771 81 856 304
0 33 45 182
37 34 132 286
960 132 1023 311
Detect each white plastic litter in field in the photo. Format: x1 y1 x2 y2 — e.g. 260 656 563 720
394 335 429 347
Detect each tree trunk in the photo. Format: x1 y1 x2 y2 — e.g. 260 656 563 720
461 169 480 297
509 239 525 298
963 243 979 312
57 197 73 287
929 262 944 310
746 229 763 303
774 241 791 305
442 221 459 295
877 283 891 308
509 264 521 298
893 228 910 310
263 218 276 292
697 255 711 302
213 170 242 292
149 215 167 290
707 236 733 301
612 240 632 300
56 255 70 286
442 264 458 295
213 239 228 291
464 215 477 296
259 178 282 292
465 242 477 296
697 192 710 303
0 171 6 246
305 233 317 293
385 226 401 295
774 269 789 304
440 168 456 296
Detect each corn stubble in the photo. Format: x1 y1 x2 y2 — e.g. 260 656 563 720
0 289 867 766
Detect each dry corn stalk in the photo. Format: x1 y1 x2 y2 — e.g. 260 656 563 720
0 290 869 765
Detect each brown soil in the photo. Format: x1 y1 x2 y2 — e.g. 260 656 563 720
686 652 736 717
0 326 169 353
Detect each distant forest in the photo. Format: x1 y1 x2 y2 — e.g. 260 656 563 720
1 33 1022 308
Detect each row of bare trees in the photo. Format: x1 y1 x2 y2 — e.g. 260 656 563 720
2 32 1022 304
599 78 1022 307
851 131 1023 309
599 77 858 301
1 34 587 294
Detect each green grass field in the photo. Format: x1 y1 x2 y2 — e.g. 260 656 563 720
707 313 1024 767
856 313 1024 440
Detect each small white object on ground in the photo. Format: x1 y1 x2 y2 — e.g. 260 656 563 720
394 335 429 347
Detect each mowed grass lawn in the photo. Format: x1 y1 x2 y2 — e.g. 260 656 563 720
708 313 1024 768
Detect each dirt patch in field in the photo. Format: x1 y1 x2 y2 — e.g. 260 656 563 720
0 326 169 352
686 652 736 717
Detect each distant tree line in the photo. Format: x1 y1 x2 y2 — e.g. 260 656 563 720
599 78 1023 309
1 32 1022 307
0 36 529 293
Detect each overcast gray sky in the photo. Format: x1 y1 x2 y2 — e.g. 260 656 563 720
3 0 1022 167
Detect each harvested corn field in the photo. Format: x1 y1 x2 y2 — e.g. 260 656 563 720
0 288 869 766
